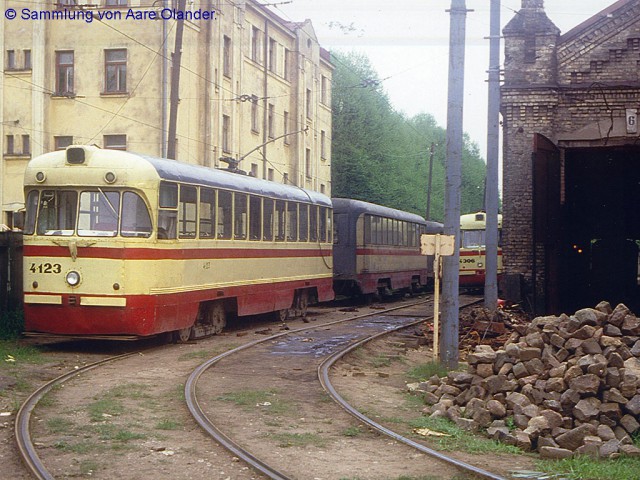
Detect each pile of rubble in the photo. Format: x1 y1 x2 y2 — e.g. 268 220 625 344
416 301 640 459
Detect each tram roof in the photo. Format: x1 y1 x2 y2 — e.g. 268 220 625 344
331 198 432 226
25 147 331 207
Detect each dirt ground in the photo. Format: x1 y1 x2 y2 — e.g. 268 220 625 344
0 300 537 480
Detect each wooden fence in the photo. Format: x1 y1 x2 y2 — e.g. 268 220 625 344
0 232 23 312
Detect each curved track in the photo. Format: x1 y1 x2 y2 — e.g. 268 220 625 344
15 353 137 480
185 296 507 480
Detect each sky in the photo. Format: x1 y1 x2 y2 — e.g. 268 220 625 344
269 0 615 159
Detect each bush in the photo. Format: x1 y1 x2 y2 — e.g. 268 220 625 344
0 309 24 340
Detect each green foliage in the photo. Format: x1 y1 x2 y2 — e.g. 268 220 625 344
535 455 640 480
331 51 488 221
406 361 449 381
0 309 24 340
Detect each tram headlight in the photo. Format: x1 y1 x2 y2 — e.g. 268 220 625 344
66 271 81 287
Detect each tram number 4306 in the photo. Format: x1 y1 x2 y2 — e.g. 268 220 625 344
29 263 62 274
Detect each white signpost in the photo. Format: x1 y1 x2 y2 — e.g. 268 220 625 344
421 234 456 360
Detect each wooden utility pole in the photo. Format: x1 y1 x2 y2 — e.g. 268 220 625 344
441 0 468 369
167 0 187 160
484 0 501 310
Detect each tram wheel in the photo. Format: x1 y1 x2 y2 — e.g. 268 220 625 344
205 301 227 334
174 326 193 343
273 308 289 323
295 290 309 318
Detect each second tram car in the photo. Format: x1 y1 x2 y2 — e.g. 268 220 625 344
332 198 443 297
459 211 502 288
22 146 333 340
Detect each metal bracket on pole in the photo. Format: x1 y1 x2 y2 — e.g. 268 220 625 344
421 234 455 362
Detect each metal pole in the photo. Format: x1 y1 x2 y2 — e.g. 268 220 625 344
167 0 187 160
484 0 501 310
426 142 435 221
441 0 467 369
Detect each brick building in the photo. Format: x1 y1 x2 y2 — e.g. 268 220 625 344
501 0 640 313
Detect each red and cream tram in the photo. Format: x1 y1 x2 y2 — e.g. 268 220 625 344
22 146 333 340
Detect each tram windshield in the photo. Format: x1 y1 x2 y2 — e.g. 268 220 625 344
461 229 486 248
24 189 152 238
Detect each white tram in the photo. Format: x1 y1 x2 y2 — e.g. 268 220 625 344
22 146 333 340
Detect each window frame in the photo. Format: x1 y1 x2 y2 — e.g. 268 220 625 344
104 48 127 94
55 50 74 96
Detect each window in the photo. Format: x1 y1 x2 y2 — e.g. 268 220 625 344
158 182 178 239
251 26 260 63
217 190 232 239
249 195 261 240
234 193 247 240
105 49 127 93
274 200 286 241
306 88 312 118
305 148 311 178
251 101 259 133
223 35 231 77
78 190 120 237
104 134 126 150
268 168 274 181
179 185 197 238
309 205 318 242
321 75 328 105
250 163 258 177
5 135 14 155
56 51 74 95
284 48 291 81
121 192 151 237
299 204 308 241
57 0 78 7
24 191 39 235
268 38 276 73
319 207 328 242
36 190 78 236
24 50 31 70
268 103 275 138
286 202 297 241
321 130 326 159
54 136 73 150
105 0 128 6
222 115 231 152
6 50 15 70
22 135 30 155
263 198 274 241
283 111 290 145
199 188 215 238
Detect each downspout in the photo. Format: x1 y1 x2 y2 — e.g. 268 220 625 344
262 19 268 179
161 0 168 157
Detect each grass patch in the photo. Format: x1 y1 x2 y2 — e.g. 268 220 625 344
406 361 449 381
269 432 326 448
342 426 362 437
106 383 152 400
409 416 521 455
0 340 44 366
155 418 181 430
54 440 99 454
177 345 238 361
217 389 293 415
536 455 640 480
78 460 100 476
369 354 392 368
47 417 75 434
88 397 125 422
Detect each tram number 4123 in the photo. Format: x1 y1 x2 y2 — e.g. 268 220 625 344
29 263 62 274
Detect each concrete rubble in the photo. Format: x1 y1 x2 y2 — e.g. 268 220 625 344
414 301 640 459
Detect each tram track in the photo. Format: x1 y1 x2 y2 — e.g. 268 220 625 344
185 295 507 480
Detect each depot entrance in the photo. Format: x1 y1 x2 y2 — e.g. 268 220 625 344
546 145 640 313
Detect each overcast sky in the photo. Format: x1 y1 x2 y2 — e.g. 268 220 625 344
270 0 614 158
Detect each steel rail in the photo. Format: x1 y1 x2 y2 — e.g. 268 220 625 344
15 352 138 480
184 297 436 480
318 299 506 480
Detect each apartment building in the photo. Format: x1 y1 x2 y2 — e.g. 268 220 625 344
0 0 333 228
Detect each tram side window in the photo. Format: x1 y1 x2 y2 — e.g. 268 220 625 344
310 205 318 242
78 191 120 237
274 200 285 241
121 192 152 237
299 204 309 241
217 190 232 239
24 190 39 235
249 195 262 241
234 193 247 240
158 182 177 239
327 209 332 243
199 188 215 238
179 185 197 239
36 190 77 236
364 215 371 244
263 198 275 241
286 202 297 241
319 207 327 243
